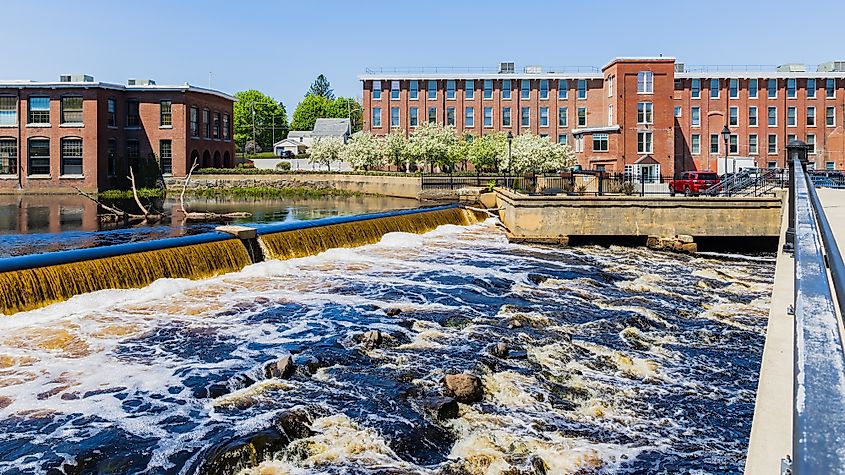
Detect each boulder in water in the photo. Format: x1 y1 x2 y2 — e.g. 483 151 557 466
421 396 460 420
443 374 484 403
488 342 509 359
264 355 295 379
528 273 550 285
530 454 549 474
385 308 402 316
357 330 383 350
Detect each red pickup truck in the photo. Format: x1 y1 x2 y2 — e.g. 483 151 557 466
668 171 720 196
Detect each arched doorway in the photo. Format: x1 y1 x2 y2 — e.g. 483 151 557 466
213 151 222 168
202 150 211 168
223 151 231 168
190 150 200 168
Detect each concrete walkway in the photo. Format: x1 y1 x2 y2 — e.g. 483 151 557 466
745 188 845 474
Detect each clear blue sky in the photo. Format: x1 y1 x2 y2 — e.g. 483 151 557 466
3 0 842 116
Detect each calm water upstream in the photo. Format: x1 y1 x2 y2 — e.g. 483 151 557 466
0 218 773 474
0 195 419 258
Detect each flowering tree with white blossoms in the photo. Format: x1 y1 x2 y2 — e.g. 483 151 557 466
340 131 384 171
407 122 458 172
500 133 575 174
309 136 344 171
383 129 410 171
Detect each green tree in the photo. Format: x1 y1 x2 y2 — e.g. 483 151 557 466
309 136 344 171
290 94 333 131
408 122 458 172
469 132 508 172
502 133 575 174
233 90 288 152
341 131 384 171
329 97 364 133
307 74 335 100
384 130 409 171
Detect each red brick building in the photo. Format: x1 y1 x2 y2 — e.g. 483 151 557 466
359 57 845 178
0 75 235 192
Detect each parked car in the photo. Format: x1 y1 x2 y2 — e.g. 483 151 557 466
279 150 294 159
668 171 720 196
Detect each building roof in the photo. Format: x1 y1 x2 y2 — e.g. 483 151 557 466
0 79 237 101
288 131 313 139
313 118 351 137
273 138 308 147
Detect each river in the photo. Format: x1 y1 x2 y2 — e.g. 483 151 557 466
0 217 773 474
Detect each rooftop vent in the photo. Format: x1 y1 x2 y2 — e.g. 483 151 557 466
818 61 845 72
776 64 806 73
524 65 543 74
674 63 685 73
59 74 94 83
128 79 156 86
498 62 515 74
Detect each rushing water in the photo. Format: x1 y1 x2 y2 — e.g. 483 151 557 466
0 195 418 258
0 219 773 474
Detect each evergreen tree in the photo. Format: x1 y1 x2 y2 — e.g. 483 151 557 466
307 74 335 100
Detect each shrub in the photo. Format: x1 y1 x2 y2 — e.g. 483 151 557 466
276 161 292 170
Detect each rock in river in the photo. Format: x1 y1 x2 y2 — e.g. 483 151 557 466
443 373 484 403
264 355 294 379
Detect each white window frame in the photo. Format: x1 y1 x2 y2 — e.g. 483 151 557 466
607 75 613 97
539 79 549 100
464 106 474 127
787 106 796 127
729 106 739 127
749 134 758 155
827 78 837 99
446 107 455 126
787 78 797 99
577 79 587 99
710 78 720 99
502 80 512 100
637 102 653 124
807 78 817 99
807 106 816 127
827 106 836 127
637 131 653 153
558 79 568 99
372 80 382 100
729 78 739 99
577 107 586 127
391 80 400 100
710 134 719 154
768 79 778 99
768 106 777 127
521 79 530 100
729 134 738 155
592 133 609 152
446 80 456 100
409 107 418 127
749 106 758 127
410 80 419 100
521 106 530 127
674 106 682 118
558 107 568 127
428 80 437 100
502 106 511 127
483 107 492 128
607 104 613 125
691 134 700 155
540 107 549 127
691 106 700 127
483 80 493 100
768 134 778 155
465 80 474 100
372 107 382 128
390 107 400 127
749 79 758 99
807 133 816 154
637 71 653 94
691 78 701 99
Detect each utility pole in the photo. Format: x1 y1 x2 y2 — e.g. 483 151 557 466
272 114 276 149
252 105 257 159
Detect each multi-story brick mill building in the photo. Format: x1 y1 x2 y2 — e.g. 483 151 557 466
0 75 236 193
359 57 845 178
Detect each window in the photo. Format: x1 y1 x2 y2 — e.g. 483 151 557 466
106 139 117 177
213 112 221 139
558 107 567 127
0 139 16 175
107 98 116 127
637 102 653 124
729 79 738 98
691 107 700 127
807 134 816 154
592 133 608 152
637 71 653 93
807 106 816 127
447 80 456 99
159 140 172 175
787 106 796 126
410 107 418 127
127 100 140 128
465 80 474 100
827 78 836 98
428 107 437 124
788 133 796 144
539 79 549 99
190 107 199 137
691 79 701 99
827 106 836 127
157 100 171 127
768 106 777 126
539 107 549 127
710 134 719 154
372 107 382 127
558 79 568 99
203 109 211 137
61 96 83 124
607 105 613 125
0 96 16 125
729 134 738 154
60 138 82 176
749 106 758 127
768 79 777 98
749 79 758 99
483 80 492 99
787 78 796 98
768 161 778 168
28 97 50 125
674 106 681 118
691 134 700 154
827 161 836 170
558 134 567 144
373 80 382 100
391 107 400 127
521 80 530 99
428 80 437 100
749 134 758 155
28 138 50 175
521 107 530 127
577 107 586 127
446 107 455 126
710 78 720 99
410 80 418 100
502 79 511 99
464 107 474 127
390 80 400 100
502 107 511 127
575 135 584 152
127 139 139 162
807 79 816 99
729 106 738 126
637 131 652 153
223 114 230 140
607 75 613 97
577 79 587 99
483 107 492 127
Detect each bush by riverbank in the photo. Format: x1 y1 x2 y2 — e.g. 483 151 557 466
97 186 360 199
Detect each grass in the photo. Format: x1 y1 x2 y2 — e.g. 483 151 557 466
98 188 165 199
185 186 361 199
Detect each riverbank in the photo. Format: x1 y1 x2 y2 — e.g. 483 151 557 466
98 186 360 200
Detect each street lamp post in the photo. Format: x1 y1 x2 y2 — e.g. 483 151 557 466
721 125 731 175
507 131 514 189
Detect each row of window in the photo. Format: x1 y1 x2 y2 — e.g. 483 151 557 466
372 105 593 129
0 138 173 177
684 78 838 100
372 78 592 101
687 133 819 155
678 105 837 128
188 106 230 140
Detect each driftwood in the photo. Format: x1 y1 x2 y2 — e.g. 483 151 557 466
178 158 253 222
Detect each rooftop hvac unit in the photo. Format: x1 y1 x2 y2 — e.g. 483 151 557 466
776 63 806 73
817 61 845 72
524 65 543 74
128 79 157 86
674 63 685 73
498 62 515 74
59 74 94 83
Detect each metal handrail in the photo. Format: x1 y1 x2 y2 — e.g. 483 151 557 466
790 156 845 474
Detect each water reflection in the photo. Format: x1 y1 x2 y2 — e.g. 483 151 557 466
0 194 420 258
